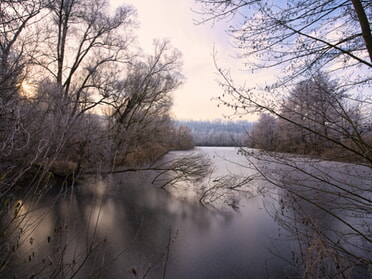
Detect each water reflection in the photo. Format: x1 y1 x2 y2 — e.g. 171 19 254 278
4 147 302 279
245 151 372 279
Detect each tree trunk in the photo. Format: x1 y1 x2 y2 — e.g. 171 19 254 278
351 0 372 64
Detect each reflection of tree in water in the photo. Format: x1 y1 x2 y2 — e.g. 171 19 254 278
2 170 235 279
249 153 372 279
1 180 122 278
195 147 372 278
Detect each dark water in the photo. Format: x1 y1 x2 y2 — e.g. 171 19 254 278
7 147 371 278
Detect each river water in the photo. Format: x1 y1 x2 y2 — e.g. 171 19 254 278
6 147 371 278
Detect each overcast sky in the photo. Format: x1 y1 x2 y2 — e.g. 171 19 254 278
110 0 257 121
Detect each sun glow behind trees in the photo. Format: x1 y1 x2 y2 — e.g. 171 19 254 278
20 80 36 98
0 1 207 277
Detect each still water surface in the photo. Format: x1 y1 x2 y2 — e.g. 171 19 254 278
13 147 299 278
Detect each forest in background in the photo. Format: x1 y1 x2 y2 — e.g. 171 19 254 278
176 119 254 146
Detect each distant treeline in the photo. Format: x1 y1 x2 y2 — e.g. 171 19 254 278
176 120 254 146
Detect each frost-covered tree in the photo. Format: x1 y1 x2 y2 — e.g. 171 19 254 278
196 1 372 277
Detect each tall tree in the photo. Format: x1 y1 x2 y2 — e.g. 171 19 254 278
196 1 372 277
0 0 44 159
197 0 372 75
108 39 183 166
0 2 189 277
21 0 139 170
197 0 372 164
33 0 137 114
0 0 43 96
276 73 346 154
249 113 277 150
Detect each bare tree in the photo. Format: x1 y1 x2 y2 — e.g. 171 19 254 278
171 125 195 150
273 73 367 158
32 0 136 110
248 113 278 151
196 0 371 78
0 2 186 278
196 0 371 163
7 0 139 173
195 0 372 277
196 0 371 142
0 0 43 159
107 39 183 166
0 0 43 96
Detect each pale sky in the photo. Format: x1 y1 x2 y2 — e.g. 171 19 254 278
110 0 257 121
